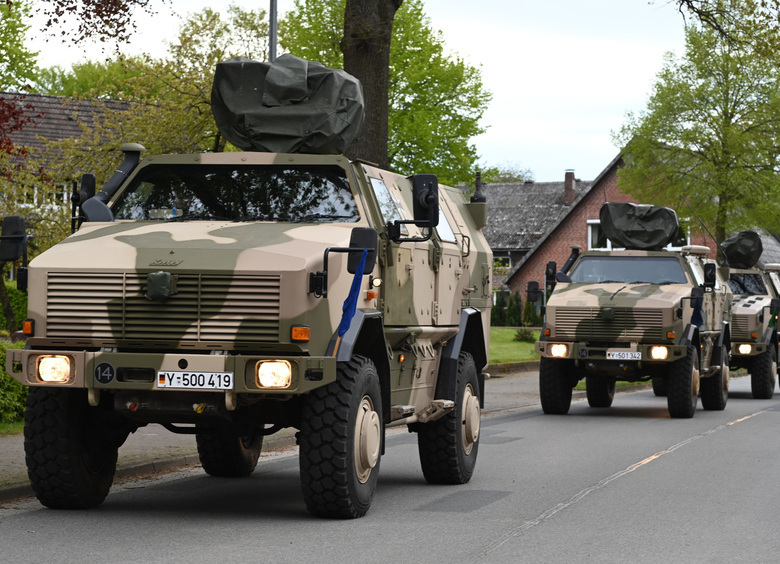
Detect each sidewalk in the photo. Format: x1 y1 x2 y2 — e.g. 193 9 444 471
0 362 543 502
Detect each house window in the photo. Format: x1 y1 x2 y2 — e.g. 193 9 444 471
587 218 690 251
587 220 612 250
493 257 511 270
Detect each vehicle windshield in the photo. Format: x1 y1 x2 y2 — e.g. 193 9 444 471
112 164 360 222
728 273 768 295
569 256 688 284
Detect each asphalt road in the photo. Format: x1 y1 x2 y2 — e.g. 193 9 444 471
1 373 779 563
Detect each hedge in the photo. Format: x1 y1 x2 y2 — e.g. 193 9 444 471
0 341 26 423
0 281 28 334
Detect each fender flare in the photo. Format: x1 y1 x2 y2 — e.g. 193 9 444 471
328 309 391 423
433 307 488 407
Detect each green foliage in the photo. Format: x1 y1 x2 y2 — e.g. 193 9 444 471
0 1 38 90
481 162 535 184
513 328 537 343
34 57 152 99
0 280 27 333
491 290 507 326
281 0 491 185
505 291 524 327
0 341 26 423
615 16 780 242
37 6 269 185
522 296 542 327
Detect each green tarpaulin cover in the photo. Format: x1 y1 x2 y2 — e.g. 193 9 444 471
722 230 763 269
599 202 679 250
211 54 365 154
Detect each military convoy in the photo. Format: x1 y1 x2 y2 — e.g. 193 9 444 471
535 202 732 418
2 56 492 518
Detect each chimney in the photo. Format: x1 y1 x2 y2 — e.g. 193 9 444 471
564 169 575 206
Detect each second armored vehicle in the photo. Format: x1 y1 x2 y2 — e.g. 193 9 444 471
535 202 732 418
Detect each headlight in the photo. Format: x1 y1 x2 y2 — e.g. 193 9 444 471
256 360 292 389
738 344 752 355
550 344 568 358
650 346 668 360
37 355 72 383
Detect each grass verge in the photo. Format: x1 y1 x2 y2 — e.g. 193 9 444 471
489 327 540 365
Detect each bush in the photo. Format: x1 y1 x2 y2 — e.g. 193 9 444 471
491 290 507 326
505 291 523 327
0 281 28 333
0 341 26 423
513 328 537 343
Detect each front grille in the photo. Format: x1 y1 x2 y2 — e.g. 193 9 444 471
730 314 751 340
554 307 664 341
46 272 280 344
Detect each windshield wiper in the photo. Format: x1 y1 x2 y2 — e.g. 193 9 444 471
294 214 355 222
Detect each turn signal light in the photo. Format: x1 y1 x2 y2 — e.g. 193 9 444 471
291 326 310 342
22 319 34 336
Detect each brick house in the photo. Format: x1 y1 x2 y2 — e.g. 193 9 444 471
0 92 126 206
481 169 593 288
497 154 720 297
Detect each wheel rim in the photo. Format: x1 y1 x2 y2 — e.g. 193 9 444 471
354 395 381 484
692 360 700 399
461 383 480 456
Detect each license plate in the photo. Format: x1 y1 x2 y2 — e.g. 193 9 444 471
157 371 234 390
606 351 641 360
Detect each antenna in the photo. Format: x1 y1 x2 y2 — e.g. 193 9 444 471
681 196 728 265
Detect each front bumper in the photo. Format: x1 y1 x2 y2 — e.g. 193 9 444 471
6 349 337 400
536 341 687 377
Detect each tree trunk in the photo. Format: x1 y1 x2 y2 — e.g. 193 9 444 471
341 0 403 169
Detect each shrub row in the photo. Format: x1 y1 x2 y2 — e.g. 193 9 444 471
0 341 26 423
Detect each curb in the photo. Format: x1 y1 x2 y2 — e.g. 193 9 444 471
0 430 300 504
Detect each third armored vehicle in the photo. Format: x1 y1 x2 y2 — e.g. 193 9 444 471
724 231 779 399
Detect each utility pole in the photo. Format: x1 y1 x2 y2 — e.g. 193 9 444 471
269 0 277 62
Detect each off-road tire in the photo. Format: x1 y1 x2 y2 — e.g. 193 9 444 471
700 345 728 411
24 387 118 509
652 377 667 397
196 430 263 477
417 352 480 485
586 376 615 408
539 357 574 414
299 355 382 519
750 347 776 399
667 345 699 418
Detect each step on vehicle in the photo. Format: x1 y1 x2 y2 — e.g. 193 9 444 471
3 55 492 518
535 202 732 418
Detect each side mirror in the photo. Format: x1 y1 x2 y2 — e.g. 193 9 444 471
388 174 439 243
703 263 716 289
347 227 378 274
411 174 439 228
0 216 26 262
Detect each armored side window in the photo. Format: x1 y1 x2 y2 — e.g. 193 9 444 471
370 177 408 235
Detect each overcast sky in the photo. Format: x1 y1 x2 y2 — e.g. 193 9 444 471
27 0 687 182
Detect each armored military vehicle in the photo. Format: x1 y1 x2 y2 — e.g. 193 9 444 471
535 202 732 418
724 231 779 399
3 55 492 519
